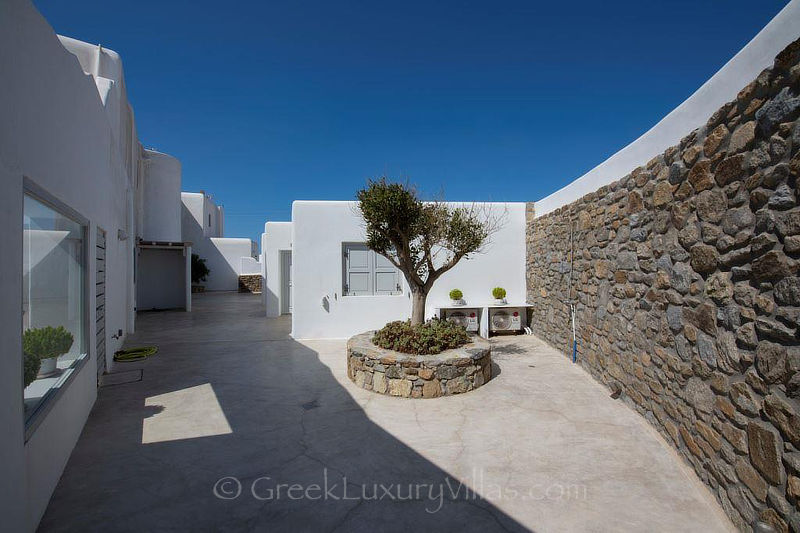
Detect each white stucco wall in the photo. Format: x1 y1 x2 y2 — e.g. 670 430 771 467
181 192 256 291
142 150 182 242
240 256 261 275
202 238 256 291
136 248 189 310
534 0 800 217
290 201 526 339
0 1 177 529
263 221 293 317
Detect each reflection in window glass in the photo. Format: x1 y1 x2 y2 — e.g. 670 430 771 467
22 194 86 424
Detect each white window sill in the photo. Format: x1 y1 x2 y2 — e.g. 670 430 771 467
24 352 89 442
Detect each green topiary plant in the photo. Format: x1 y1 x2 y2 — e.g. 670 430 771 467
372 319 470 355
449 289 463 300
492 287 506 299
23 326 74 360
24 352 41 388
23 326 74 378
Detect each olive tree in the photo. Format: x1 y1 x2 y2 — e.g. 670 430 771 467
357 178 501 325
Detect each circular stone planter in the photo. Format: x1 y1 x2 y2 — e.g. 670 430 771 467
347 332 492 398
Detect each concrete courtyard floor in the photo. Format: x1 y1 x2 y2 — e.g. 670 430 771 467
40 292 734 532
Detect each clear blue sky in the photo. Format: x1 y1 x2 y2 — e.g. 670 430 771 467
36 0 788 243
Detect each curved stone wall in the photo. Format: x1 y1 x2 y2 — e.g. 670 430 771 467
527 39 800 530
346 332 492 398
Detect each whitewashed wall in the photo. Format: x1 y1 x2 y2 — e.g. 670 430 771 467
262 221 292 317
0 1 177 529
240 256 261 275
181 192 257 291
203 238 256 291
290 201 526 339
136 249 188 310
142 150 181 242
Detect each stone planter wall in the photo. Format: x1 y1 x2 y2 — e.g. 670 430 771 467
526 39 800 530
238 274 262 293
347 332 492 398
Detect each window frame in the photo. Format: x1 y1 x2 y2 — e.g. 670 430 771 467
341 242 403 297
22 177 91 441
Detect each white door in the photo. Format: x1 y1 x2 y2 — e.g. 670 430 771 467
280 251 292 314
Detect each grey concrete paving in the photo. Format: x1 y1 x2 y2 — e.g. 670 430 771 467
40 292 734 532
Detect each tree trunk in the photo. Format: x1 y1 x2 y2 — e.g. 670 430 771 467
410 288 427 326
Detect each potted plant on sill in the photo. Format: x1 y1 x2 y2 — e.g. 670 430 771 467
23 325 74 378
449 288 465 306
24 352 41 388
492 287 507 305
191 253 210 293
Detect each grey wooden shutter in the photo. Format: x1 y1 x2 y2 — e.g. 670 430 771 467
344 244 372 295
96 227 106 380
374 252 399 295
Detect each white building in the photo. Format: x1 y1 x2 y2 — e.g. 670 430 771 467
3 0 799 529
262 221 293 317
0 1 231 529
261 201 527 339
181 191 259 291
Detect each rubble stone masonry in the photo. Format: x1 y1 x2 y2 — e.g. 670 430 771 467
526 39 800 530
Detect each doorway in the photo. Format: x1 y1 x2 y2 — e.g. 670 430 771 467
280 250 292 315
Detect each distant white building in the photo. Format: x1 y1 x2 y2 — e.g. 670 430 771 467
181 191 259 291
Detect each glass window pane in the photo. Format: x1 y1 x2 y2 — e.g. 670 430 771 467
22 194 86 423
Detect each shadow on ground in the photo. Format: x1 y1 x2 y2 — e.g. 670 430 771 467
39 292 527 532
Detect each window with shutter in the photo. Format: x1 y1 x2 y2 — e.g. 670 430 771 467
342 243 401 296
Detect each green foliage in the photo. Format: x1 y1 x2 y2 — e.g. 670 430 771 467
449 288 463 300
24 352 41 388
372 319 470 355
23 326 74 360
191 253 210 284
492 287 506 299
357 179 490 280
357 178 497 324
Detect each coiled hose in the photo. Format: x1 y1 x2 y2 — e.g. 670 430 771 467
114 346 158 362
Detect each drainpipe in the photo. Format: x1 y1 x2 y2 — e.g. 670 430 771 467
568 206 577 363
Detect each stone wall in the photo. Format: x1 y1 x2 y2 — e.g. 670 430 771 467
347 332 492 398
238 274 262 294
526 39 800 531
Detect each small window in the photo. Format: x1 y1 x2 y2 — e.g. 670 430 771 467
208 214 211 227
343 243 401 296
23 193 87 427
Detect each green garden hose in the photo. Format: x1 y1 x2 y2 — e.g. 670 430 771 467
114 346 158 362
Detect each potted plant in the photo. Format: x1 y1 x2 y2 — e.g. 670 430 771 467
24 352 41 388
492 287 507 305
449 288 465 306
23 326 74 377
191 253 210 293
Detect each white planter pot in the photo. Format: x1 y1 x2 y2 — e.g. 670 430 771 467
493 298 507 305
451 299 466 306
38 357 58 377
